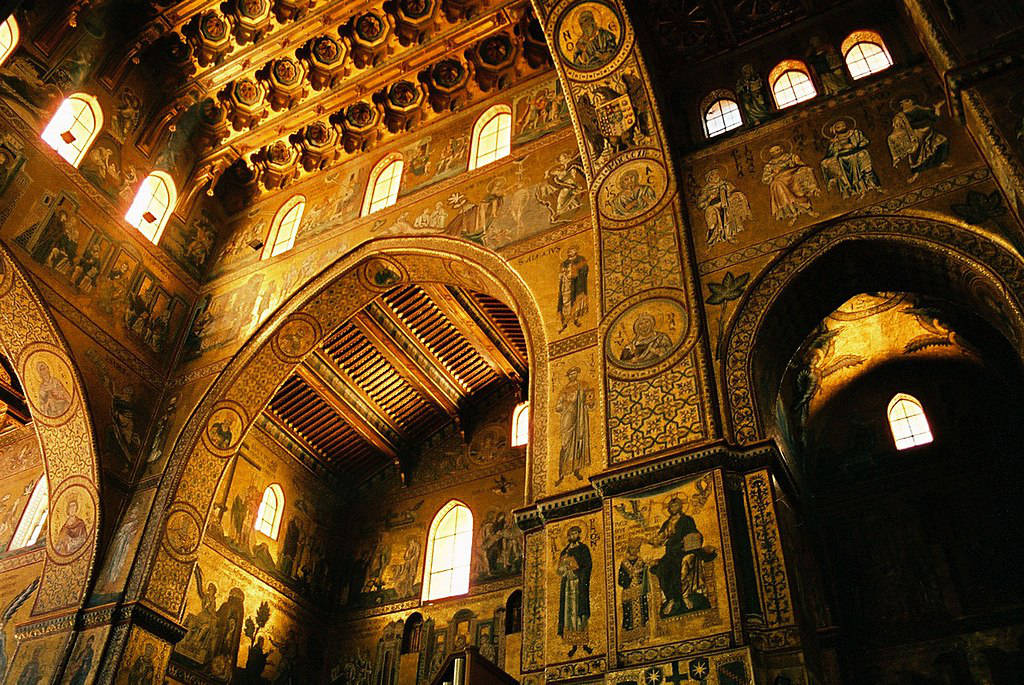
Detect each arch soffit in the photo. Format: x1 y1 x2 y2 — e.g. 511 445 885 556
132 236 549 619
722 214 1024 445
0 243 100 616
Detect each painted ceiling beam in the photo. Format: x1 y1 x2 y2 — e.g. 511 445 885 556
296 353 402 460
352 309 463 419
421 283 523 383
446 286 528 376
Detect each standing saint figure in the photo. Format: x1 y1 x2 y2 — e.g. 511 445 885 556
697 168 753 247
557 247 589 331
557 525 593 657
807 36 849 95
648 496 716 618
761 145 821 224
570 10 618 69
555 367 595 485
736 64 772 124
617 543 650 643
887 97 950 182
820 119 882 198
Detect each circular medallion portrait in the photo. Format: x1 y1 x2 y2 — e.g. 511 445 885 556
555 1 624 73
203 403 247 456
49 483 95 562
597 158 668 223
272 314 321 362
605 297 688 371
164 508 202 560
21 347 77 423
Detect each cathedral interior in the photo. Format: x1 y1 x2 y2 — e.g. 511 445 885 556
0 0 1019 683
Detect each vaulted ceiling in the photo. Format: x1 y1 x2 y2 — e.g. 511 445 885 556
257 283 527 485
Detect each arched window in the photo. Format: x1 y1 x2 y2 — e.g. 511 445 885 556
9 476 47 550
702 95 743 138
0 15 19 68
362 155 403 216
469 104 512 170
842 30 893 80
125 171 176 244
254 483 284 539
262 195 305 259
422 501 473 601
505 590 522 634
769 60 817 110
41 93 103 167
511 401 530 447
887 393 933 450
401 613 423 653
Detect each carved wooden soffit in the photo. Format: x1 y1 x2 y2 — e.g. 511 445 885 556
421 283 524 383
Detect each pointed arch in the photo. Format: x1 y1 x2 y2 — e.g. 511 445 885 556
469 104 512 170
125 171 176 244
422 500 473 601
41 93 103 167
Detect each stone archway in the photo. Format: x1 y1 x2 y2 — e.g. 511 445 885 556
722 213 1024 445
0 245 101 654
125 236 548 633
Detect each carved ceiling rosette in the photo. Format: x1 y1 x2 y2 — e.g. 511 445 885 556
273 0 313 23
183 10 233 67
262 56 309 111
336 100 382 152
376 79 427 133
195 97 230 150
301 34 350 90
253 138 300 189
220 76 269 131
293 120 340 171
227 0 274 44
346 9 393 69
422 57 473 112
388 0 440 47
441 0 478 23
468 33 519 91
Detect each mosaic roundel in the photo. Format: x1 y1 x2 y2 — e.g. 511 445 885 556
163 506 203 561
20 344 77 425
48 481 96 563
202 401 247 457
605 294 689 374
360 256 407 291
596 156 668 223
271 312 322 362
554 0 626 77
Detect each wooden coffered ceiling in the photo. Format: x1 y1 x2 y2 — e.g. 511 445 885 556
260 283 527 485
85 0 552 208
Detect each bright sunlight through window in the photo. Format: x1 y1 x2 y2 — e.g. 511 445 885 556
363 155 403 216
888 393 933 450
0 15 20 68
422 501 473 601
704 97 743 138
469 105 512 170
42 94 102 167
842 31 893 80
254 484 284 540
511 401 530 447
9 476 47 550
125 171 176 244
770 62 817 109
263 195 305 259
